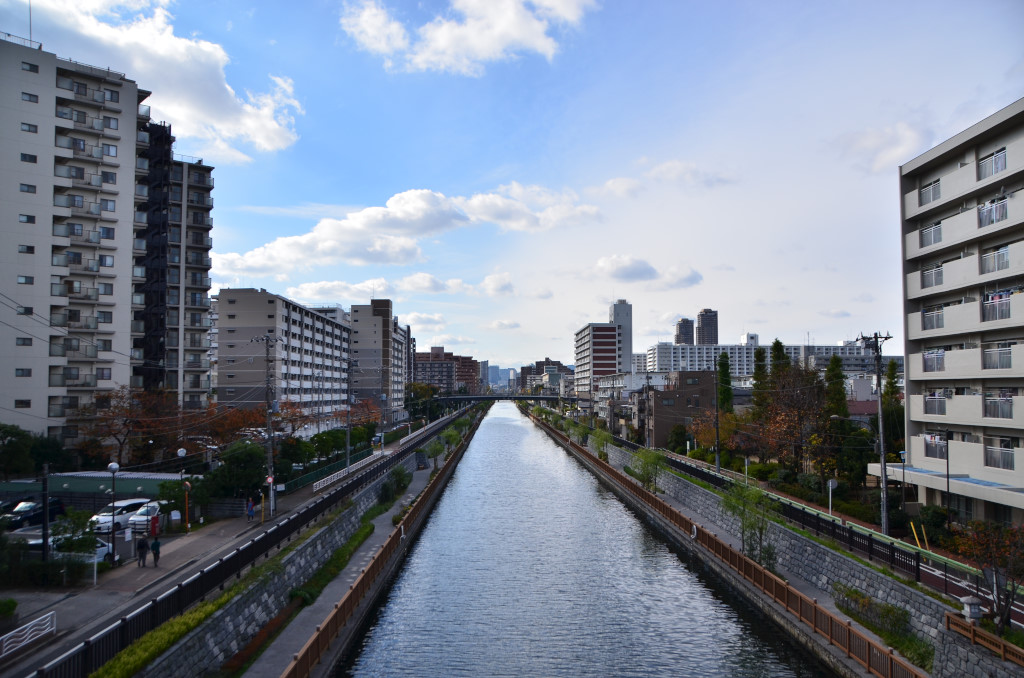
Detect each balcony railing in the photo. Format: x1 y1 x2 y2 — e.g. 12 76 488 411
52 253 70 268
138 104 150 117
978 149 1007 180
66 374 97 388
922 351 944 372
69 316 98 330
130 376 144 388
130 320 145 333
48 374 66 387
924 397 947 415
922 310 944 330
132 293 145 305
984 396 1013 419
136 130 149 143
132 266 146 278
982 298 1011 322
924 439 948 459
919 181 940 206
982 347 1012 370
919 223 941 248
187 195 214 207
50 313 68 327
979 199 1008 227
68 345 97 359
921 267 943 288
980 248 1009 274
48 405 66 418
983 446 1014 470
185 255 212 267
184 358 211 369
49 343 66 357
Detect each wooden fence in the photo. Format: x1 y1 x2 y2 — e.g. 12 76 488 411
945 612 1024 668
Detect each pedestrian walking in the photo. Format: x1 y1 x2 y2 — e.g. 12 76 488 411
150 536 161 567
246 497 255 522
137 536 150 567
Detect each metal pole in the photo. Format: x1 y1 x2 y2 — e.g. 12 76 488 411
945 429 951 531
861 331 892 536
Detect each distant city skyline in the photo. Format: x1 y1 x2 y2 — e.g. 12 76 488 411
3 0 1019 367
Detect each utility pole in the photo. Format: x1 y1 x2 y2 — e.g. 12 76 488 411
252 334 280 516
645 372 652 447
860 331 893 536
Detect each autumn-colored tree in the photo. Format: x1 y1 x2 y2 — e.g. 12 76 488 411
202 405 265 449
277 400 312 435
952 521 1024 636
763 365 824 471
79 385 139 465
350 399 381 427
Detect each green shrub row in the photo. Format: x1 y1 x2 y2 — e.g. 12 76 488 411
832 583 934 672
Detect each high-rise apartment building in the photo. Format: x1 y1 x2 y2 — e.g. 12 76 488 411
1 34 213 445
215 289 349 422
674 317 694 345
573 299 632 408
696 308 718 345
350 300 409 429
897 97 1024 525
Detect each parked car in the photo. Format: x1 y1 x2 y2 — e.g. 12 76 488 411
90 498 151 532
127 500 167 534
2 498 66 530
26 536 117 564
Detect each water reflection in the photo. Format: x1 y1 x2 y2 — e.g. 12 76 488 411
339 403 828 677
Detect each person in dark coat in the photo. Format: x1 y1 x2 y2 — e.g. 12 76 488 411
150 536 161 567
137 536 149 567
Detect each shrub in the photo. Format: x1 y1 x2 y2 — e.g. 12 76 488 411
797 473 821 493
747 463 779 481
0 598 15 617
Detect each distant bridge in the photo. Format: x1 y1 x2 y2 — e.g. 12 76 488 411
436 394 576 403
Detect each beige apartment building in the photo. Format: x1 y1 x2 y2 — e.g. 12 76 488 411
350 300 409 430
1 34 213 444
215 289 350 426
894 96 1024 525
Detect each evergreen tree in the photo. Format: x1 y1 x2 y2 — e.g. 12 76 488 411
769 339 790 379
717 351 734 413
882 359 901 408
751 347 770 422
824 354 849 418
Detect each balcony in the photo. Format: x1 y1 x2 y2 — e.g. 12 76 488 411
185 317 212 328
134 211 148 225
188 235 213 249
183 378 211 390
906 240 1024 299
978 199 1009 228
186 276 212 289
70 287 98 301
130 376 144 388
48 374 66 387
66 374 97 388
983 298 1011 322
133 238 147 253
909 345 1022 379
187 194 214 208
185 296 212 308
50 313 68 327
132 266 146 278
48 405 66 418
908 294 1024 340
924 397 946 415
138 104 150 117
136 130 149 144
185 338 211 349
131 320 145 333
984 446 1015 471
910 393 1024 428
190 215 214 228
68 345 98 359
185 254 212 268
189 174 214 187
68 316 98 330
71 229 101 245
70 260 100 274
905 195 1024 264
49 342 67 357
184 358 211 370
131 293 145 305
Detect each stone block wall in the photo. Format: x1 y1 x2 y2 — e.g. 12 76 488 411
142 455 417 678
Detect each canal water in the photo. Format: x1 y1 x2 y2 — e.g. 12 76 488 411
338 402 828 677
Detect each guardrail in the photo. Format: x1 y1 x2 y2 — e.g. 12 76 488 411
312 451 385 493
0 612 56 662
531 413 926 678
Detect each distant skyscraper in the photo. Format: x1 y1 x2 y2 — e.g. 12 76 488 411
696 308 718 345
674 318 694 345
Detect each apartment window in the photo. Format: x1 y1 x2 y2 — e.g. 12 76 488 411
981 245 1009 274
97 339 112 351
15 368 32 377
920 263 943 289
19 184 36 193
20 153 37 163
98 283 113 295
16 306 33 316
17 276 34 285
103 89 119 103
919 179 940 206
100 199 115 212
96 368 111 380
227 299 236 304
68 166 84 179
102 144 117 157
21 62 39 73
14 400 30 409
983 437 1016 471
978 148 1007 180
101 171 116 184
20 122 37 133
97 311 112 323
102 116 118 130
70 195 84 208
65 251 82 265
19 215 35 223
72 110 86 124
98 255 114 267
71 137 85 151
18 245 34 254
15 337 32 346
99 226 115 239
21 92 38 103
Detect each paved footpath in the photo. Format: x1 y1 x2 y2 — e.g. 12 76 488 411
246 463 433 678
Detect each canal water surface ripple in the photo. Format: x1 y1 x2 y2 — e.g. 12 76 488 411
339 402 828 677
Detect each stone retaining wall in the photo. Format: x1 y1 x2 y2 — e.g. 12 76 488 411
595 440 1020 678
142 454 417 678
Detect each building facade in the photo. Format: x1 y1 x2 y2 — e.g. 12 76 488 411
215 289 349 425
895 97 1024 525
573 299 632 409
696 308 718 345
350 300 408 429
674 317 694 345
1 34 213 447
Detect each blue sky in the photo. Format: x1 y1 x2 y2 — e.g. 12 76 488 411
3 0 1022 369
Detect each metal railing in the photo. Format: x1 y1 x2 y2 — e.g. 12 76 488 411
0 611 56 661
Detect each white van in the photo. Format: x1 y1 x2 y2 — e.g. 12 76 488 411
90 498 151 532
127 500 168 534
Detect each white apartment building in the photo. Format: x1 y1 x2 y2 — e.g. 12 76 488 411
892 96 1024 525
215 289 349 425
1 34 213 445
573 299 632 408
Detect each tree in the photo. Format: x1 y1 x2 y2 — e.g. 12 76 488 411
952 521 1024 636
717 352 734 413
763 365 824 471
722 483 777 571
200 440 266 498
666 424 689 455
880 359 906 458
751 347 770 424
79 385 138 465
424 440 445 471
632 448 666 492
769 339 790 380
823 355 848 419
441 428 460 452
882 359 901 408
50 508 98 557
0 424 34 481
590 429 612 460
405 382 440 421
202 405 264 450
30 433 74 473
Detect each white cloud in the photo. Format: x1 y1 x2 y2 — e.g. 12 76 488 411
820 309 851 319
596 255 659 282
481 272 515 297
27 0 303 164
341 0 597 76
405 312 446 330
429 334 477 345
593 177 642 198
838 121 928 174
488 320 520 330
285 278 392 302
238 203 366 219
645 160 731 187
396 272 471 294
660 267 703 289
534 288 554 299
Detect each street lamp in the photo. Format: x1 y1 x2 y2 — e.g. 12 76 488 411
107 462 119 561
831 414 889 536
